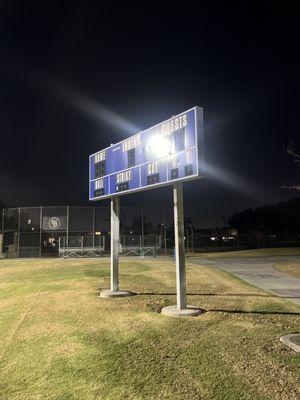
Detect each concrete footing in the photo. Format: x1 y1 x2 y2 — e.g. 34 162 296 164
280 333 300 352
99 289 134 298
161 305 205 317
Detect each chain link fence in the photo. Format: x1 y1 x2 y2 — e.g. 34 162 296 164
1 206 168 258
2 205 299 257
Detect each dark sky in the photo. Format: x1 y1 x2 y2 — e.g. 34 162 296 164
0 2 299 227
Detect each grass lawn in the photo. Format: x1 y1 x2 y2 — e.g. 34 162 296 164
0 257 299 400
274 262 300 278
188 247 300 259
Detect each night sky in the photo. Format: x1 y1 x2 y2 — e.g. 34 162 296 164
0 2 299 227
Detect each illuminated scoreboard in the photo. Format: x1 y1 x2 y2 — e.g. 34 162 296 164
89 106 204 200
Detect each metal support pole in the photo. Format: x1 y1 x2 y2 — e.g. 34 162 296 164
173 183 186 310
161 183 202 317
100 196 132 298
111 196 120 292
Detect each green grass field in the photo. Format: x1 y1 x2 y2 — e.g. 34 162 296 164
274 262 300 278
0 257 299 400
188 247 300 259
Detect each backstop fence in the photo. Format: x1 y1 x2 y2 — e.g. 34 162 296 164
0 206 168 258
1 205 295 258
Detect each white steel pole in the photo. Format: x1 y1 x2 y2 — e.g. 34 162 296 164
162 183 202 317
111 196 120 292
173 183 187 309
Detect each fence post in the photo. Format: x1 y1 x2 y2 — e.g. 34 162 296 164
92 206 95 247
39 206 43 257
66 206 69 247
141 207 144 246
1 208 4 233
17 208 20 258
1 209 4 257
186 224 189 254
191 226 194 254
163 208 167 255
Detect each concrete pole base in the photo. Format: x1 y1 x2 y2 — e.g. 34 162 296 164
280 333 300 352
99 289 134 298
161 305 205 317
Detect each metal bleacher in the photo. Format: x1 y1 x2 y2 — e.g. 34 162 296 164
121 234 161 257
59 236 105 258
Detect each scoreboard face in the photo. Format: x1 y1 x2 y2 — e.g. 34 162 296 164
89 106 204 200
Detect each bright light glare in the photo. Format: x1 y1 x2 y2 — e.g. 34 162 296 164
198 159 269 203
147 134 173 158
46 80 139 135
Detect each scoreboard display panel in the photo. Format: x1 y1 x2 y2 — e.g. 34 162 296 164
89 106 204 200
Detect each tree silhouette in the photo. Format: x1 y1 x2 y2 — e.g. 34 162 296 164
228 199 300 233
281 142 300 190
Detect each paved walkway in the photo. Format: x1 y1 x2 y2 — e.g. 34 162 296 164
191 256 300 305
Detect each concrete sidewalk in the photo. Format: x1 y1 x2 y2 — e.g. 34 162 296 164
191 256 300 305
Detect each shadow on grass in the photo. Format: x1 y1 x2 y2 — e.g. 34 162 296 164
137 292 277 298
139 292 300 315
208 308 300 316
